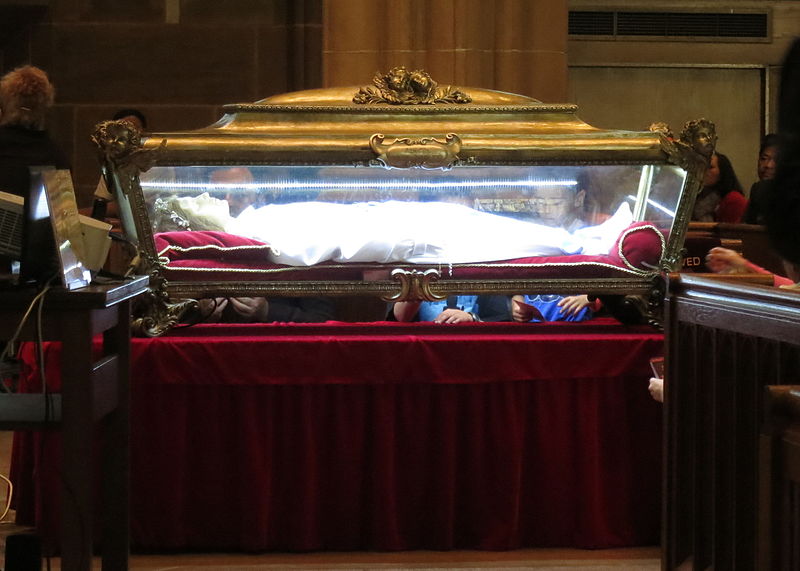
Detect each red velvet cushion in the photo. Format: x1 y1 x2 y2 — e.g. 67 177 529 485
155 224 665 283
607 222 665 271
155 231 274 262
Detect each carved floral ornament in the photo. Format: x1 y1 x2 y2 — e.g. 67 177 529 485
353 66 472 105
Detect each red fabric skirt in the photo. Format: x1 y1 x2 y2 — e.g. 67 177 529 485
11 319 664 552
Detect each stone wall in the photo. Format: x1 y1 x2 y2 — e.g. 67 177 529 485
0 0 322 205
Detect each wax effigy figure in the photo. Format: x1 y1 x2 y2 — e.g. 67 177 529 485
161 190 635 267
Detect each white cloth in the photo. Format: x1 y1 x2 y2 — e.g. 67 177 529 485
178 194 634 266
231 200 635 266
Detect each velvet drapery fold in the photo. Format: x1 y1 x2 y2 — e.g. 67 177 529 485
12 319 663 552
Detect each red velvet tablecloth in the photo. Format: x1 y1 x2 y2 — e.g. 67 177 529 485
12 318 664 552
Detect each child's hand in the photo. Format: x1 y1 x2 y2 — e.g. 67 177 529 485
229 297 269 322
435 308 475 324
511 295 545 322
648 377 664 402
197 297 228 322
558 295 590 317
705 247 748 274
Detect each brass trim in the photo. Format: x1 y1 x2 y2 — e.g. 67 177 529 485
369 133 463 169
90 79 708 335
223 104 580 114
384 269 447 302
352 67 472 106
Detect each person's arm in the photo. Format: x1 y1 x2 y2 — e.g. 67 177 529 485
706 246 793 287
705 247 751 274
392 301 422 322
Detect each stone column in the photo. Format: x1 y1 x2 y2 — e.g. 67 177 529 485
322 0 567 102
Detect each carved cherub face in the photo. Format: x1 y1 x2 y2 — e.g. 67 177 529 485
385 67 409 91
409 70 434 94
692 125 717 158
95 120 140 160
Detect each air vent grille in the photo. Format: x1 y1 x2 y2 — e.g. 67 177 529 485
568 11 614 36
569 10 768 39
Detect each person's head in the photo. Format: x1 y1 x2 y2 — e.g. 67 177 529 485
757 133 779 181
531 183 585 228
702 152 743 198
210 167 257 217
112 108 147 131
703 152 721 187
0 65 55 129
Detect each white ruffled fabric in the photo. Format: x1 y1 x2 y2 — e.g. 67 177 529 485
184 195 634 267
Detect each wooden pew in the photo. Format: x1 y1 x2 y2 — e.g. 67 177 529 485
663 274 800 569
760 385 800 570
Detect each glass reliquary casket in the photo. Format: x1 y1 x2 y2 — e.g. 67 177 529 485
93 68 707 335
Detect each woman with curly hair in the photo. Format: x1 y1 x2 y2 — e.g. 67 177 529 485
0 65 69 198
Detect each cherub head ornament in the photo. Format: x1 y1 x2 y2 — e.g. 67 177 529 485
680 118 717 159
91 119 142 162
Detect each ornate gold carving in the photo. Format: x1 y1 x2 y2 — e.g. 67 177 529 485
599 275 666 329
353 67 472 105
369 133 463 169
383 268 447 302
649 118 717 166
648 122 674 141
91 120 167 198
131 261 197 337
649 118 713 275
678 118 717 159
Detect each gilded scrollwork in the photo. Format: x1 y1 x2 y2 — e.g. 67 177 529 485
369 133 463 169
649 117 716 168
599 274 666 329
648 122 674 141
131 259 197 337
650 118 713 277
383 268 447 302
353 66 472 105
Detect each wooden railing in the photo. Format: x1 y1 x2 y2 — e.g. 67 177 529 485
663 274 800 570
761 386 800 570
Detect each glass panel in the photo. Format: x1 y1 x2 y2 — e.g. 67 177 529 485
139 163 686 267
